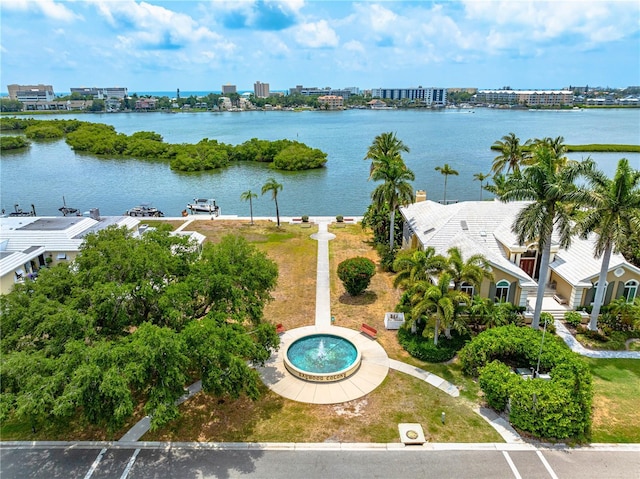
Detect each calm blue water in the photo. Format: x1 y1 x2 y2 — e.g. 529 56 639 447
1 108 639 217
286 334 357 374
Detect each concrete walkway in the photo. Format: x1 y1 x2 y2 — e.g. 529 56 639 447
310 221 335 328
555 320 640 359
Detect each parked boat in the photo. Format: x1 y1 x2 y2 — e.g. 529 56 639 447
58 196 81 216
187 198 220 216
5 204 36 217
125 203 164 217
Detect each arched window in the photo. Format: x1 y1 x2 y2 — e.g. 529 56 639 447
623 280 638 302
495 280 510 302
460 282 474 297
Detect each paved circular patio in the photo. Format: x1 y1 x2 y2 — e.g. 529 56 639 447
257 325 390 405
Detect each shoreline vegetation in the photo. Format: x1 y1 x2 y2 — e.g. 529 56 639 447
490 143 640 153
0 117 328 172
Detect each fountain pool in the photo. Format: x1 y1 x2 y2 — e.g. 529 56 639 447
284 333 362 382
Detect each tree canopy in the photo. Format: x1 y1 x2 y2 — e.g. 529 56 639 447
0 226 279 431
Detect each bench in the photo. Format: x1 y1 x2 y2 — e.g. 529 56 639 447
360 323 377 339
276 323 286 334
553 294 568 305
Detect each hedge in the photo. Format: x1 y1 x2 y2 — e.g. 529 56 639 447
460 325 592 441
397 327 469 362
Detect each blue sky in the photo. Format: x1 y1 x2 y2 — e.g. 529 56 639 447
1 1 639 94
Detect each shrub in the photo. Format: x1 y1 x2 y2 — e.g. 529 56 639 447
335 215 344 223
564 311 583 327
397 327 468 362
478 361 514 410
301 215 309 223
337 257 376 296
459 325 593 441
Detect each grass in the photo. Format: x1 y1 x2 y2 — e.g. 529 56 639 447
143 370 501 443
586 358 640 443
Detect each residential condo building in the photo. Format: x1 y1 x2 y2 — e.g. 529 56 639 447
7 84 55 102
222 84 237 94
371 87 447 106
473 90 574 106
70 87 128 100
254 81 270 98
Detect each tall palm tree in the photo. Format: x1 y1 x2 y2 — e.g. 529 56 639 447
491 132 532 175
578 158 640 330
473 172 491 200
409 273 468 345
370 155 415 250
392 247 447 289
261 177 283 227
240 189 257 225
434 163 459 204
533 136 567 162
445 246 493 292
364 131 410 178
499 146 594 328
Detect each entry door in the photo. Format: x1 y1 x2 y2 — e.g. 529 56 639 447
520 258 536 278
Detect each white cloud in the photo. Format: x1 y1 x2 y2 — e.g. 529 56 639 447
91 1 219 49
294 20 338 48
3 0 81 22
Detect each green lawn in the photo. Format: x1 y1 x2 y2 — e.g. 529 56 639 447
587 358 640 443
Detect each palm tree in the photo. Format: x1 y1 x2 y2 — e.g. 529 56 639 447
370 155 415 250
434 163 459 204
491 132 532 175
533 136 567 162
445 246 493 292
578 158 640 330
498 145 594 328
364 131 410 178
261 177 283 227
240 189 257 225
473 172 491 200
392 247 447 289
409 273 468 345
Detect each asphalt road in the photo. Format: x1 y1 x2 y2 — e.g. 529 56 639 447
1 443 639 479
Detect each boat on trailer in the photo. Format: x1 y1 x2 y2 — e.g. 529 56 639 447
6 204 36 217
125 203 164 217
187 198 220 216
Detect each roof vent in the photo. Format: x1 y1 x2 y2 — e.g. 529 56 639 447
423 227 435 235
480 230 486 237
89 208 100 220
461 220 468 231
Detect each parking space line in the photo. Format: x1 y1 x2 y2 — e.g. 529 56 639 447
502 451 522 479
83 447 107 479
120 448 141 479
536 450 559 479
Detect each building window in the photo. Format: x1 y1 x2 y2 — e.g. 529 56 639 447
495 280 510 302
623 280 638 302
591 281 608 305
461 282 474 297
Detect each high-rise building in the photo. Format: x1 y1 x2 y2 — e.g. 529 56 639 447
222 84 237 94
254 81 270 98
70 87 128 100
370 87 447 106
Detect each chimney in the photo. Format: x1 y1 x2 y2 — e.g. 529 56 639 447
415 190 427 203
89 208 100 220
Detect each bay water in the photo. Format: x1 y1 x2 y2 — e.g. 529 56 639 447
1 108 638 217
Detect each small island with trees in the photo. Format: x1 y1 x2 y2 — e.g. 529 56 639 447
0 117 328 172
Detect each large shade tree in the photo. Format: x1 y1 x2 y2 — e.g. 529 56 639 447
0 227 280 432
498 146 594 328
578 158 640 330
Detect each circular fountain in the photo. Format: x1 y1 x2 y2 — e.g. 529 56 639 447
284 333 362 382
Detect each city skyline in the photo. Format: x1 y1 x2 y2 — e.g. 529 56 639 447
1 1 639 93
